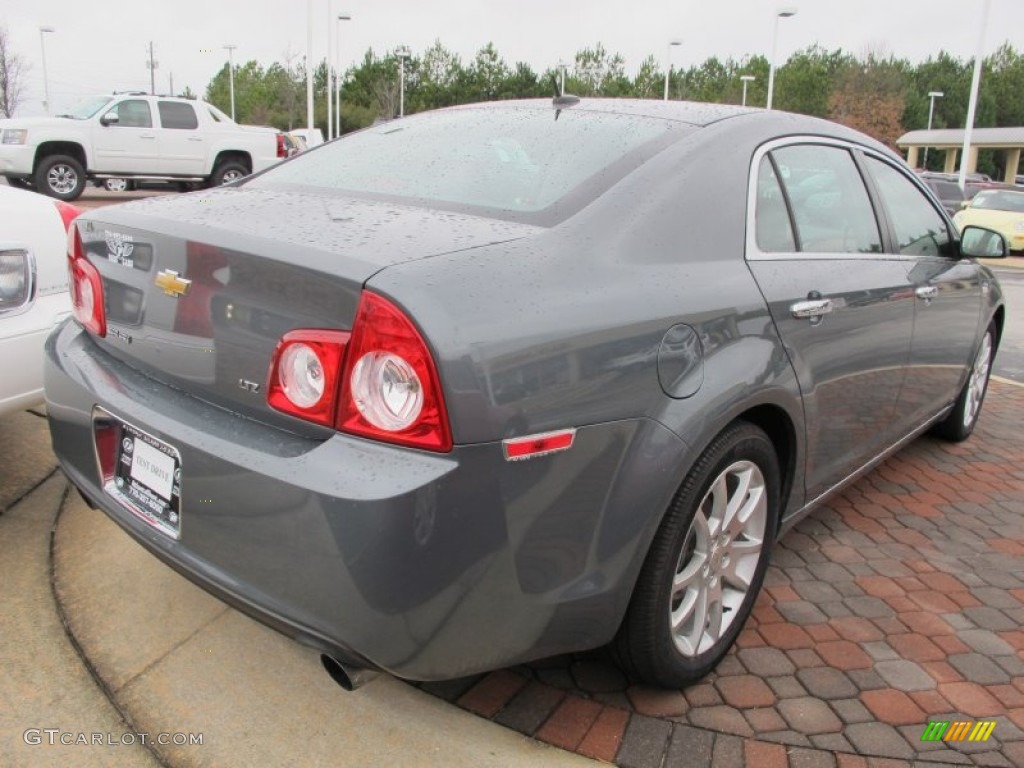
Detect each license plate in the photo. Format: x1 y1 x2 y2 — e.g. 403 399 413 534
111 421 182 538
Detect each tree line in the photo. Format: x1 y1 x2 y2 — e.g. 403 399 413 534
204 40 1024 174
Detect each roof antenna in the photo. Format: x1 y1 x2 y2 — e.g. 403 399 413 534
550 75 580 120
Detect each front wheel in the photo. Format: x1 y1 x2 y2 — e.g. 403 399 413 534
104 178 132 193
616 421 780 687
34 154 86 201
932 325 995 442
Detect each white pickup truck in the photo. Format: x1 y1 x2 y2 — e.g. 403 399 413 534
0 93 285 201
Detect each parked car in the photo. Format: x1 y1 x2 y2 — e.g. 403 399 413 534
917 172 967 216
953 188 1024 253
0 185 79 417
45 99 1006 690
0 93 285 201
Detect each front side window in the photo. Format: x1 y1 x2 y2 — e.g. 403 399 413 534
158 101 199 130
107 99 153 128
866 157 952 257
771 144 881 254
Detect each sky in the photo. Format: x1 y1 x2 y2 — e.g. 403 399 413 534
4 0 1024 117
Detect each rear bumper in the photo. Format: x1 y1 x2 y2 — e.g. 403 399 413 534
0 292 71 417
44 320 687 680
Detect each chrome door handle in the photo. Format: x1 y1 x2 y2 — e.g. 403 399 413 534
790 298 833 319
916 286 938 300
187 137 203 142
140 134 156 139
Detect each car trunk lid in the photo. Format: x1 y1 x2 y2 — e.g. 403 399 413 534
77 187 539 434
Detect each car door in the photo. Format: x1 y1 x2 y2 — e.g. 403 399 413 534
156 101 206 176
745 140 916 502
92 99 161 173
861 155 984 427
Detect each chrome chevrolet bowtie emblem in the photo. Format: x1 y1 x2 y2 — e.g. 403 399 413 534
155 269 191 298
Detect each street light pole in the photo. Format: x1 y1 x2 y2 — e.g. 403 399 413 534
664 39 682 101
306 0 314 132
396 47 409 118
767 7 797 110
924 90 944 169
959 0 991 192
224 44 237 121
39 27 55 115
336 13 351 138
326 2 333 140
740 74 755 107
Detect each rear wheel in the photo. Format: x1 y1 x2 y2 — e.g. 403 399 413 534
104 178 132 192
35 154 86 201
932 325 995 442
616 422 780 686
211 160 249 186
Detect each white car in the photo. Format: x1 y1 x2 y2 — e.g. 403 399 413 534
0 185 79 416
0 93 284 201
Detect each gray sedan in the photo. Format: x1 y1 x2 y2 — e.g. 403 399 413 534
45 99 1006 690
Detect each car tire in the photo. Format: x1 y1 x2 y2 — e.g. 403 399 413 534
615 421 780 687
35 154 86 201
211 160 249 187
104 178 132 193
931 324 995 442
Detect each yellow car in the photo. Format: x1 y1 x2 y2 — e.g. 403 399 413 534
953 188 1024 253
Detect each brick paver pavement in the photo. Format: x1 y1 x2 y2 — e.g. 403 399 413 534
418 381 1024 767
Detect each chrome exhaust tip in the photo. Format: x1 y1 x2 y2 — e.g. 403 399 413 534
321 654 379 691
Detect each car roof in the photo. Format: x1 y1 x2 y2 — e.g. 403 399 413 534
444 98 759 128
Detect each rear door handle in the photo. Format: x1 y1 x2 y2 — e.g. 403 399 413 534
915 286 938 301
790 298 833 319
140 134 156 139
187 137 203 142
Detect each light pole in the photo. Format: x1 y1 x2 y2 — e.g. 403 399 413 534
767 7 797 110
959 0 991 192
664 39 682 101
924 90 944 169
336 13 351 138
223 44 237 121
326 3 333 140
306 0 314 132
39 26 55 115
557 60 568 96
740 74 755 107
396 47 410 118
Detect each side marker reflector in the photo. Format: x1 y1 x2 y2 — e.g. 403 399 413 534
503 429 577 461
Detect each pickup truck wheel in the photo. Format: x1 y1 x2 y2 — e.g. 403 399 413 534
211 160 249 186
35 155 86 201
104 178 132 193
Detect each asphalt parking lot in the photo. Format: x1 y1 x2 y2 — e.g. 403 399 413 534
2 189 1023 767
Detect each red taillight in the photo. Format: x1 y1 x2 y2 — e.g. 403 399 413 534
338 292 452 452
276 134 287 158
67 223 106 337
503 430 576 461
267 329 350 427
54 201 81 233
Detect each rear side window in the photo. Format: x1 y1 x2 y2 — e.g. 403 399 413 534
158 101 199 129
866 158 951 257
755 157 796 252
251 107 679 214
771 145 881 254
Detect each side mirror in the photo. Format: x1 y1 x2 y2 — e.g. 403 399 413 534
960 225 1008 259
99 111 119 126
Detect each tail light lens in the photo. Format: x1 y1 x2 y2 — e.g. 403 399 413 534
54 200 81 233
67 223 106 337
267 292 451 452
276 134 288 158
337 291 452 452
267 330 350 427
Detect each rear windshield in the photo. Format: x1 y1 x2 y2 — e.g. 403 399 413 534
250 106 679 217
971 190 1024 213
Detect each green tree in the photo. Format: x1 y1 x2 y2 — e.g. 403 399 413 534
774 46 852 117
